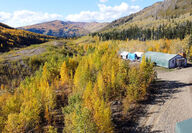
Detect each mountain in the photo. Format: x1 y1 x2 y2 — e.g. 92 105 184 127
20 20 108 38
0 23 14 29
101 0 192 32
0 22 55 52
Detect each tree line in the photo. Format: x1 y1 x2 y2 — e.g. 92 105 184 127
92 21 192 41
0 39 156 132
0 27 56 52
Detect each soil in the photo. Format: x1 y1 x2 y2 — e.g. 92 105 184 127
113 65 192 133
138 66 192 133
1 47 46 62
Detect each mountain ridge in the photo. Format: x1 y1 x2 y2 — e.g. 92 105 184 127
0 22 14 29
0 23 55 52
101 0 192 32
20 20 108 38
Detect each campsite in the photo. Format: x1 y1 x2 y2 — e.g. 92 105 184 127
120 51 187 69
1 0 192 132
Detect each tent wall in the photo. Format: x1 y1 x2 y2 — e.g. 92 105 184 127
120 52 129 60
134 52 144 58
128 53 137 61
144 52 183 69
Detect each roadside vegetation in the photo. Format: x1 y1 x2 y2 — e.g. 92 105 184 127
1 1 192 132
1 33 191 132
0 37 155 132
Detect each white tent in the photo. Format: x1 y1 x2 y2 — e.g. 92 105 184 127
134 52 144 58
120 51 129 60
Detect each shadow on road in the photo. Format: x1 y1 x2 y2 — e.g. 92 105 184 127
186 63 192 68
113 80 192 133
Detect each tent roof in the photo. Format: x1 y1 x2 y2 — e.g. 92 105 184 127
145 52 178 61
120 51 129 56
134 52 144 57
144 52 179 68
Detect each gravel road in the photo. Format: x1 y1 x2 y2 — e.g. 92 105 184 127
138 67 192 133
1 47 46 62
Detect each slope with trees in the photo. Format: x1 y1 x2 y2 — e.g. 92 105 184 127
0 22 56 52
101 0 192 32
20 20 108 38
0 37 155 132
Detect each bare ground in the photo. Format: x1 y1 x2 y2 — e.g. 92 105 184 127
0 40 65 62
0 47 46 62
138 66 192 133
112 66 192 133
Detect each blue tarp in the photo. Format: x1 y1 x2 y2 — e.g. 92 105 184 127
175 118 192 133
128 53 137 61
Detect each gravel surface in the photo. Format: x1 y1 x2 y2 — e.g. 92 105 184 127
2 47 46 61
138 67 192 133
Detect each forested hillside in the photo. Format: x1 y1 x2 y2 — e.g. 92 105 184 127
0 37 156 132
102 0 192 31
20 20 108 38
1 0 192 132
98 0 192 41
0 22 56 52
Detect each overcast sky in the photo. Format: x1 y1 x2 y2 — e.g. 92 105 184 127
0 0 162 27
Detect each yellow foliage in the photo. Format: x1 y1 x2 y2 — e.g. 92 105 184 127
60 61 69 84
97 72 105 95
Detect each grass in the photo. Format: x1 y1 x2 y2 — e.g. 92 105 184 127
155 66 176 73
0 39 82 92
0 36 94 93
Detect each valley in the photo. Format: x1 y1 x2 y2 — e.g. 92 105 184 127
0 0 192 132
20 20 108 38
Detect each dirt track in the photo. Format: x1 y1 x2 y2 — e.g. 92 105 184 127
138 66 192 133
0 47 46 62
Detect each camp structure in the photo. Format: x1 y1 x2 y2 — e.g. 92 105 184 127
120 51 129 60
175 118 192 133
120 51 137 61
134 52 144 58
127 53 137 61
144 52 187 69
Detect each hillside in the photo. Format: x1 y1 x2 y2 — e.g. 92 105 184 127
1 0 192 132
0 23 14 29
0 22 56 52
102 0 192 32
20 20 108 38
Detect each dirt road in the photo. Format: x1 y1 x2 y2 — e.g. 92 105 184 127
138 67 192 133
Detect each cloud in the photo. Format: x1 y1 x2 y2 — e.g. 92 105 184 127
0 10 63 27
0 2 140 27
65 2 140 22
99 0 108 3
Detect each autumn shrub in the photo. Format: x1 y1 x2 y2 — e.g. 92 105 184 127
63 94 97 133
63 40 155 132
0 62 56 132
0 39 156 132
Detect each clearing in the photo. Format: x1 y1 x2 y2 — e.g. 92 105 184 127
113 66 192 133
137 66 192 133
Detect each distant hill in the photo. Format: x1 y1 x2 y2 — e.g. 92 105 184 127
0 22 55 52
95 0 192 41
20 20 108 38
101 0 192 32
0 23 14 29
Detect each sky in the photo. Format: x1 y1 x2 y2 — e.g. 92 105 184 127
0 0 162 27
